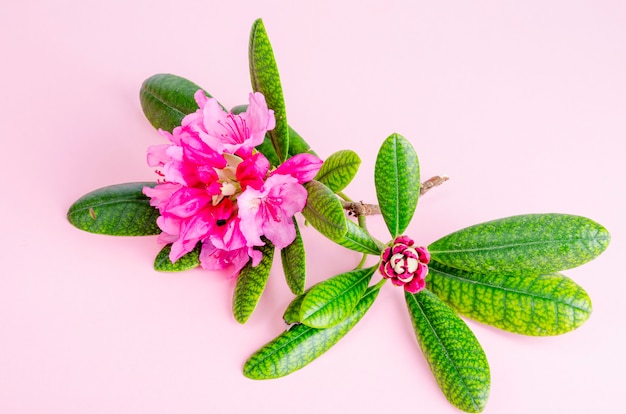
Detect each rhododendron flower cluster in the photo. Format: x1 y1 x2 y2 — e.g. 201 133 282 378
143 90 322 277
379 236 430 293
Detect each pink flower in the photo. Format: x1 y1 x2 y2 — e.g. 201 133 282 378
237 174 308 249
379 236 430 293
188 90 275 157
143 89 322 278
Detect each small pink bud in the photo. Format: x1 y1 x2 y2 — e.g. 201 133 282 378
379 236 430 293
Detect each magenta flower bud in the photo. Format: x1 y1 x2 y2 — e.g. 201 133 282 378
379 236 430 293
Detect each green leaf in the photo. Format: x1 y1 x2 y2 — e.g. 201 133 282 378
67 182 160 236
299 265 377 329
426 262 592 336
283 291 309 325
405 289 490 413
153 243 201 272
249 18 289 163
336 220 383 255
281 221 306 295
428 214 610 276
244 283 382 379
301 180 348 242
287 126 317 157
233 242 275 324
314 150 361 193
374 133 420 237
140 74 219 132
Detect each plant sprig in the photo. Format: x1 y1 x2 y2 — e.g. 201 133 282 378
66 18 610 413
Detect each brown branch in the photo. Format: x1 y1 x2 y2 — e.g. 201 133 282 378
341 175 449 217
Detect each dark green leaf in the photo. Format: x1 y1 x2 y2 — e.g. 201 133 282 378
244 283 382 379
287 126 317 157
140 74 219 132
249 18 289 162
67 182 160 236
314 150 361 193
153 243 201 272
336 220 383 255
427 262 592 336
405 289 490 413
301 180 347 242
374 133 420 237
281 221 306 295
300 265 377 329
429 214 610 276
233 242 275 324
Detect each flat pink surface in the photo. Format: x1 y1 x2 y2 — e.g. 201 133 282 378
1 1 625 413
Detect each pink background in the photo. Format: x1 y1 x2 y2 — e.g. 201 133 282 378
1 1 625 413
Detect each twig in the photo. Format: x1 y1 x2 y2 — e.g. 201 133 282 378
341 175 449 217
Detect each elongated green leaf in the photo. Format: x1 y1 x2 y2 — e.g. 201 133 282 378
249 18 289 163
337 220 383 255
405 289 490 413
429 214 610 276
314 150 361 193
244 283 382 379
140 74 219 132
301 180 347 242
153 243 201 272
300 265 377 329
374 133 420 237
67 182 160 236
233 242 275 324
427 262 592 336
281 221 306 295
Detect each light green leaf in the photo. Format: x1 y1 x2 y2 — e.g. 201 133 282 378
281 221 306 295
233 242 275 324
244 283 382 379
429 213 610 276
374 133 420 237
140 73 219 132
405 289 490 413
300 265 377 329
67 182 160 236
337 220 383 255
249 18 289 163
314 150 361 193
301 180 347 242
153 243 201 272
426 262 592 336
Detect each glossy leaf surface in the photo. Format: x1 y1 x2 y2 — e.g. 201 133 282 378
283 291 308 325
429 214 610 276
140 73 217 132
314 150 361 193
336 220 383 255
405 289 490 413
233 242 275 324
153 243 201 272
244 284 382 379
427 262 592 335
249 18 289 162
301 180 347 242
374 133 420 237
281 221 306 295
67 182 160 236
299 265 376 328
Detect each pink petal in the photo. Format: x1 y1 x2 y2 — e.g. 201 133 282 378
272 153 323 183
